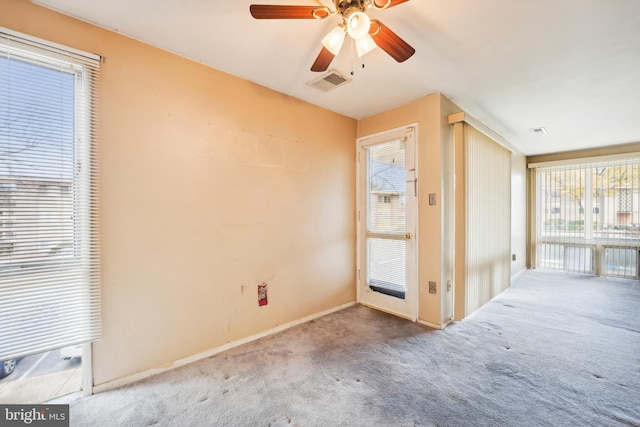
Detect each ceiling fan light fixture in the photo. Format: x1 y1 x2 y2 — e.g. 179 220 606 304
356 34 377 57
372 0 393 10
318 0 337 12
249 1 416 72
347 11 371 40
322 26 346 55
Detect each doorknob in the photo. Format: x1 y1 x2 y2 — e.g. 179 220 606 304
405 232 412 239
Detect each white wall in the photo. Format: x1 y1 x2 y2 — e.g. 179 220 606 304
511 151 528 277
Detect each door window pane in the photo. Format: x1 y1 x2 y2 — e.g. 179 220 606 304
368 140 406 233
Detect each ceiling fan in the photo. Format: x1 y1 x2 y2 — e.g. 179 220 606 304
250 0 415 72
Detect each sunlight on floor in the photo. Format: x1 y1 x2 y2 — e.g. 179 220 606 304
0 351 82 404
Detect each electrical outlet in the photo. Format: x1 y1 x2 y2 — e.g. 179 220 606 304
512 254 516 261
429 281 437 294
429 193 436 205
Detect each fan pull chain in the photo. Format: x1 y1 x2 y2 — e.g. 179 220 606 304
350 37 355 76
349 38 368 75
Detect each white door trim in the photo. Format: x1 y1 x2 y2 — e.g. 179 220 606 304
356 124 419 321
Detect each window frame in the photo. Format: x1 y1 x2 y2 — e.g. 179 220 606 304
0 27 101 364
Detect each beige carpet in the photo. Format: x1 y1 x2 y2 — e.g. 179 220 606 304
63 270 640 426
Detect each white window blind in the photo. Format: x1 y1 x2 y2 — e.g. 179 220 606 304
367 139 407 298
0 28 101 360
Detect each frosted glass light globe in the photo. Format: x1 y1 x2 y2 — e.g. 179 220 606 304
347 12 370 40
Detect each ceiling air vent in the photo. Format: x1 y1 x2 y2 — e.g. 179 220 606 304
307 69 351 92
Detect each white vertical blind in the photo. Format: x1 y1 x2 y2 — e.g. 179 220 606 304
465 124 511 317
0 28 100 360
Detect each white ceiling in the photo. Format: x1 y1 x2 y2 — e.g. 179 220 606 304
32 0 640 155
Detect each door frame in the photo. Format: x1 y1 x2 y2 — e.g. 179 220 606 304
356 124 419 321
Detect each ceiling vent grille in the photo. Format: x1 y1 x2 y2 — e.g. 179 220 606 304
531 127 548 135
307 69 351 92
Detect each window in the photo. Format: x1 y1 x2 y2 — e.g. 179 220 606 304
534 157 640 278
0 28 101 361
603 247 637 278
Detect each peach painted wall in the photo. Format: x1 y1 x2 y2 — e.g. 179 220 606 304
1 0 356 385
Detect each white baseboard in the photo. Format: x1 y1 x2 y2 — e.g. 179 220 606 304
93 301 356 394
417 319 451 330
511 267 528 281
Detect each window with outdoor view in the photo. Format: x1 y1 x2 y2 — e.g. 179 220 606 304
0 29 101 362
535 158 640 278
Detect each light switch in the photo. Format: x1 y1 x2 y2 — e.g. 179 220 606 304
429 281 437 294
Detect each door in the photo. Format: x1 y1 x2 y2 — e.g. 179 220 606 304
357 125 418 321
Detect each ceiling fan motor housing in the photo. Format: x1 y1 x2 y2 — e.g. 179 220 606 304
338 1 370 16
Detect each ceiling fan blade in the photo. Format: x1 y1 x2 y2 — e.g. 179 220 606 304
369 20 415 63
373 0 410 9
311 47 335 72
250 5 318 19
